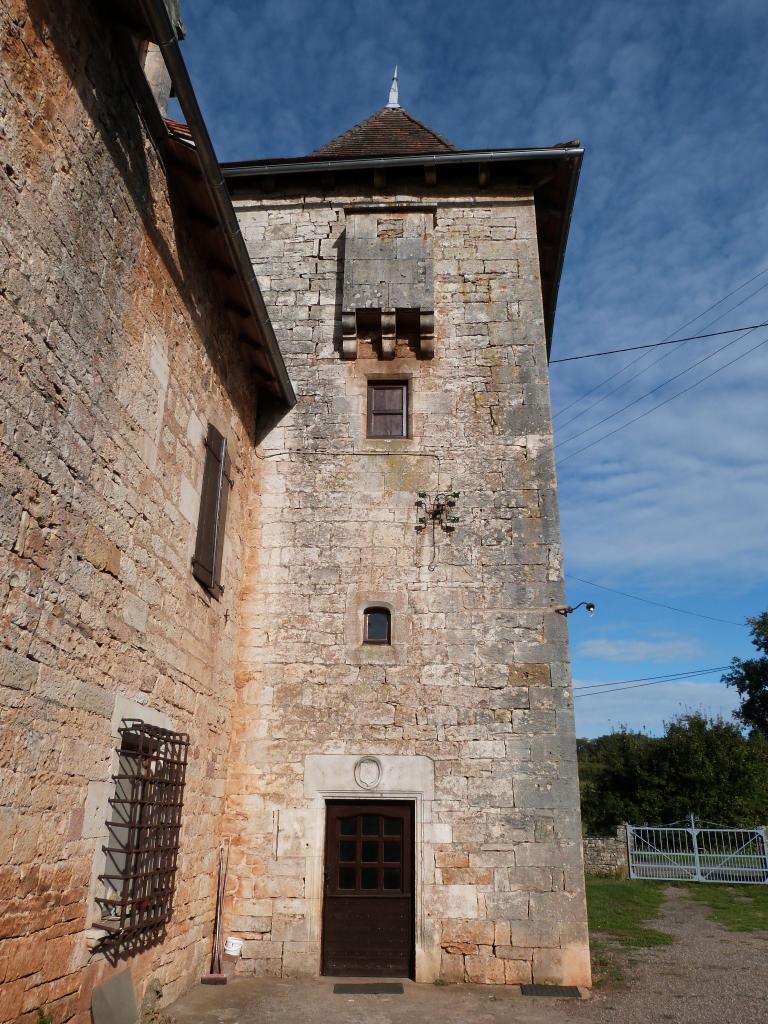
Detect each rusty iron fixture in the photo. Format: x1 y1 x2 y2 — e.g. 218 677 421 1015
415 490 460 531
97 720 189 950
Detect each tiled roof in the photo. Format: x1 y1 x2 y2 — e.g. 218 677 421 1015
165 116 193 141
309 107 456 158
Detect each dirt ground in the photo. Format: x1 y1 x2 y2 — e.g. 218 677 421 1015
563 886 768 1024
169 887 768 1024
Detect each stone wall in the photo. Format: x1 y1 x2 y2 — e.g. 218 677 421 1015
0 3 265 1020
583 828 629 878
227 189 591 987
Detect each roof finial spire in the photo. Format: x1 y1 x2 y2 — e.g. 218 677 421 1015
386 66 400 109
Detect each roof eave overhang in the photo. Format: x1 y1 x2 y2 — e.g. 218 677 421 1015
222 146 584 355
222 145 584 177
103 0 295 410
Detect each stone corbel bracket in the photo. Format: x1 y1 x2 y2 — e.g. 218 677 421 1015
341 312 358 360
381 312 396 360
341 208 435 361
419 311 435 359
340 309 435 360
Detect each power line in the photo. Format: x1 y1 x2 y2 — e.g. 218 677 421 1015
553 268 768 427
565 574 746 626
556 331 768 464
574 673 727 698
549 322 768 364
556 320 762 450
573 666 731 692
553 267 768 423
554 281 768 435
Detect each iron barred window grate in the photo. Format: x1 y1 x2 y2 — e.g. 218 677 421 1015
97 720 189 948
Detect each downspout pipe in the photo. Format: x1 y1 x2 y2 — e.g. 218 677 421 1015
137 0 295 408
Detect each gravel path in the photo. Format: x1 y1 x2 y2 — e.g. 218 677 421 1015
565 886 768 1024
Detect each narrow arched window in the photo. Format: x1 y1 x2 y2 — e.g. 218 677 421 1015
363 607 391 645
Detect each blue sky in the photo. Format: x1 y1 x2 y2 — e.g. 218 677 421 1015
177 0 767 737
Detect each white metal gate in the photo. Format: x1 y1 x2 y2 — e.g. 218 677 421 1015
627 815 768 884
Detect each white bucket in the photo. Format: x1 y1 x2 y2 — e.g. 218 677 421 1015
223 937 243 957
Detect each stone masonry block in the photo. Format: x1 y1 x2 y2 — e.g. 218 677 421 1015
514 779 577 809
507 920 561 948
484 891 529 920
282 942 319 977
530 891 587 934
236 957 282 978
465 954 505 985
504 958 533 984
440 952 465 983
515 843 581 867
428 885 479 919
0 649 39 692
240 940 283 959
441 919 495 945
0 491 22 549
81 525 121 577
533 944 592 987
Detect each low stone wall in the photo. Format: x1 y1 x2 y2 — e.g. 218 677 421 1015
583 827 629 878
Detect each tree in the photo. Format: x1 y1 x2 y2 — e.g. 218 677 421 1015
578 730 662 835
577 713 768 834
722 612 768 738
658 714 768 825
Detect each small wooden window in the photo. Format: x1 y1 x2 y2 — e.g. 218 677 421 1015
367 380 407 438
364 607 391 645
192 424 232 598
98 720 189 949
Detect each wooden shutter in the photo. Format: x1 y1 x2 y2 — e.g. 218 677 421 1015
192 424 231 597
367 381 407 438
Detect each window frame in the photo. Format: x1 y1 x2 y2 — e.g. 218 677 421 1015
363 606 392 645
366 379 408 439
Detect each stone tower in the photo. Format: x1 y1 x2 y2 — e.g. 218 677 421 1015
221 91 590 986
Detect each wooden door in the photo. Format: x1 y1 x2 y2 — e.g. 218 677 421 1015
322 801 414 977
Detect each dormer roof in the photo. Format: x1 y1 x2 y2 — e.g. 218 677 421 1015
309 106 455 159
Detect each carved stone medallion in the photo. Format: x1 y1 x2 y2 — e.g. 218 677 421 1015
353 756 382 790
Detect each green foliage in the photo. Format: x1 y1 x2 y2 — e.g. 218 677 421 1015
585 878 672 947
37 1011 53 1024
578 712 768 834
681 882 768 931
722 612 768 737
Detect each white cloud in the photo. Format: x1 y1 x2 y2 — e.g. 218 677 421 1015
557 338 768 585
574 680 741 738
577 633 703 663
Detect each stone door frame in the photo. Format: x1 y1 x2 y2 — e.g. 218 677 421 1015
303 753 437 980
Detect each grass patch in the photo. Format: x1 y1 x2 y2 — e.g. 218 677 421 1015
588 940 626 988
586 877 672 947
678 883 768 931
